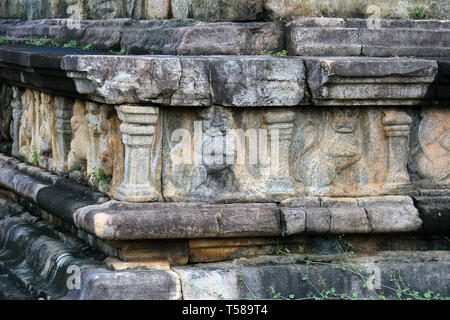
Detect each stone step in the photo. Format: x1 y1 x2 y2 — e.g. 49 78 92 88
0 1 449 22
0 206 449 299
0 18 449 57
175 251 450 299
0 212 181 300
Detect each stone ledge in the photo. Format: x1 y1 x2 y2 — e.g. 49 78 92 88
0 45 97 99
63 55 440 106
304 57 438 105
0 45 444 106
3 155 450 240
73 201 281 240
174 251 450 299
0 213 182 299
288 18 450 57
0 18 283 56
0 155 108 221
280 196 423 235
1 210 448 299
62 55 306 106
1 18 450 58
1 1 450 21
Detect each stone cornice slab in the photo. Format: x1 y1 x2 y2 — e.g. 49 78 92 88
304 57 439 105
0 45 100 98
0 18 283 56
73 201 281 240
0 45 445 106
288 18 450 58
61 55 307 106
62 54 440 106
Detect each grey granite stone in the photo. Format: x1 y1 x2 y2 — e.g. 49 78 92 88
73 201 281 240
0 213 181 300
280 207 306 236
304 56 438 105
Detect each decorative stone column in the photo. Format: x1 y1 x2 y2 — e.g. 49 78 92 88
382 109 412 190
11 86 23 157
263 110 296 196
87 102 102 175
54 96 73 173
115 105 160 202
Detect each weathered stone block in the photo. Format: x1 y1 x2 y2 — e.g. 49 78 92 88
280 207 306 235
120 20 283 55
304 57 438 105
288 18 450 58
0 213 182 300
264 0 450 21
73 201 281 240
174 251 450 299
188 237 281 263
63 55 301 106
279 197 320 208
329 207 371 233
171 0 263 22
305 208 330 233
365 206 422 233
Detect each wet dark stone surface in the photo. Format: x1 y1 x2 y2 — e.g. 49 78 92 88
0 274 31 300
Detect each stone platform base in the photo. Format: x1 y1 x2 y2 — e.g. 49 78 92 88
0 210 449 300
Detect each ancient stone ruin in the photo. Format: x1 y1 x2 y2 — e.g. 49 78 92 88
0 0 449 300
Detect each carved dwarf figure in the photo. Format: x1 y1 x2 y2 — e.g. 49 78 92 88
67 100 90 181
293 109 370 195
170 106 239 202
416 108 450 185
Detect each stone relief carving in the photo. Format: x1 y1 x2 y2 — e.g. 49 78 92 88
164 106 240 202
10 86 23 157
36 92 55 171
68 100 90 180
97 104 124 194
163 107 410 201
291 108 373 196
18 89 36 161
4 83 449 202
413 108 450 187
68 100 124 195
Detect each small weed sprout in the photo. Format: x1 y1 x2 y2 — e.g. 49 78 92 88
63 40 78 48
260 49 289 56
408 5 426 19
91 167 108 190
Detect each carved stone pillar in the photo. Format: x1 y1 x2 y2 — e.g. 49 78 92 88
115 105 160 202
382 109 412 190
54 96 73 173
263 110 296 195
11 86 22 157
